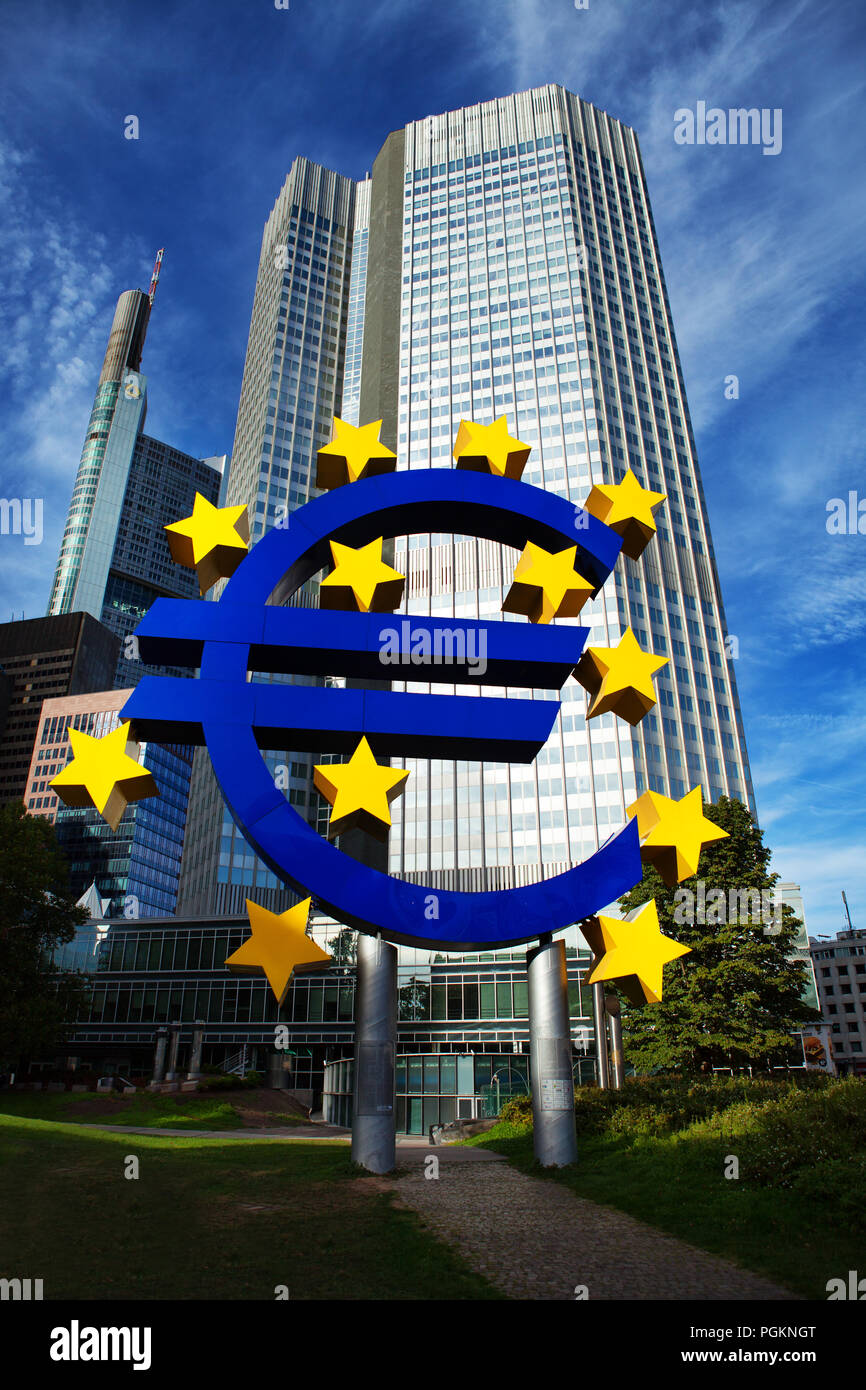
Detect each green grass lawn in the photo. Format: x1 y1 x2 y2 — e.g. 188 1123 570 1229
0 1090 246 1130
0 1114 500 1300
466 1120 859 1300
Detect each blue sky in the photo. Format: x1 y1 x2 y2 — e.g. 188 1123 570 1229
1 0 863 937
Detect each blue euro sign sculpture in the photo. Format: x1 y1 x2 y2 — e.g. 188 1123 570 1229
122 469 642 948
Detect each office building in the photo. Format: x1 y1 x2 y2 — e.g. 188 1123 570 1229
98 434 226 689
776 882 820 1012
23 689 191 917
46 255 225 687
46 908 594 1124
39 263 224 914
178 159 357 916
810 925 866 1075
0 613 119 805
368 86 754 895
178 86 754 924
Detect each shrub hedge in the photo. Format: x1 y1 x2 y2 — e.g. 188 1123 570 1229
498 1074 866 1222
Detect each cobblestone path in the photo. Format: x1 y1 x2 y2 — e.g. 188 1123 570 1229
394 1154 798 1301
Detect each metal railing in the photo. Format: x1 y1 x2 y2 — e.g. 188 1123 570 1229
221 1046 249 1077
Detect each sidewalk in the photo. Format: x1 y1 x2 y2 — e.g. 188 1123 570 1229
81 1124 503 1154
392 1159 799 1301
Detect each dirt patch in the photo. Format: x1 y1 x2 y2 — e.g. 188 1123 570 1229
234 1203 287 1215
64 1097 127 1118
232 1109 316 1130
209 1178 385 1229
229 1090 315 1130
348 1174 395 1198
231 1090 310 1118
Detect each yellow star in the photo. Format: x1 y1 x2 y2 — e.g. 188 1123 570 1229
582 469 666 559
453 416 531 480
582 899 690 1005
627 785 729 885
502 541 595 624
165 493 249 594
50 722 158 831
319 538 405 613
225 899 331 1006
314 737 409 842
574 628 668 724
316 417 397 490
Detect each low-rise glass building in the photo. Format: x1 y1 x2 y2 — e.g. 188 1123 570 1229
50 912 600 1124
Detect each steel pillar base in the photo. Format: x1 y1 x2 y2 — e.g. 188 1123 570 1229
527 937 578 1167
351 934 397 1174
605 994 625 1090
151 1027 168 1086
592 981 611 1090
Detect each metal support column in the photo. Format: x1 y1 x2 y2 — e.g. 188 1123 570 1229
187 1020 205 1082
592 982 611 1090
605 994 625 1090
351 933 397 1174
527 936 578 1166
164 1022 182 1082
150 1027 168 1088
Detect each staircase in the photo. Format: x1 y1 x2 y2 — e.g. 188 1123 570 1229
221 1046 249 1077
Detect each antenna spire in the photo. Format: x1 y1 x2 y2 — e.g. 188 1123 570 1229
148 248 164 306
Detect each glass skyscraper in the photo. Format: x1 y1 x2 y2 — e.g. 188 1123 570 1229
365 86 754 903
44 268 224 917
47 275 225 687
178 158 358 916
48 288 153 623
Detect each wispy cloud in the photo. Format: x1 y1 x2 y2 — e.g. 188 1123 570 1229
0 134 144 612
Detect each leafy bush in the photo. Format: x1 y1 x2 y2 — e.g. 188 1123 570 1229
572 1072 833 1138
499 1094 533 1126
729 1079 866 1208
199 1071 263 1092
566 1074 866 1224
199 1075 241 1091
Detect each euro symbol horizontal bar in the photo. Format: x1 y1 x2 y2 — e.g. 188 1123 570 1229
122 678 562 762
133 599 590 690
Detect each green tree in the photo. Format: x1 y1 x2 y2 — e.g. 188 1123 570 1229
0 803 90 1066
326 926 357 967
618 797 817 1073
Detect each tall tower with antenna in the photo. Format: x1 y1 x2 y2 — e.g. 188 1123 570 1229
48 254 162 618
39 250 226 920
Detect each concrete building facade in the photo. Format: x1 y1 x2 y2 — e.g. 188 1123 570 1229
810 927 866 1075
0 613 119 805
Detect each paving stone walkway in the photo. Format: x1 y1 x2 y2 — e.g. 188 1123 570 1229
394 1154 798 1301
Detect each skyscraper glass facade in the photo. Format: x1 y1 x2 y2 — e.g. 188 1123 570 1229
359 86 754 902
340 179 370 426
99 433 224 687
48 290 152 620
178 158 357 916
44 276 223 917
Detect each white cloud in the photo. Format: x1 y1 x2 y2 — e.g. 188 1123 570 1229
492 1 866 434
0 136 145 615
